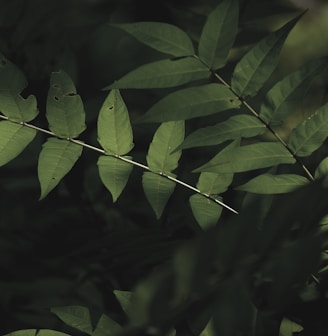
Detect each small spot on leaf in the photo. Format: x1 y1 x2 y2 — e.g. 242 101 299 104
54 96 60 101
0 59 7 67
108 105 114 110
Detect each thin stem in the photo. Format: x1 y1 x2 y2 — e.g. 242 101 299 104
211 71 315 181
0 114 239 215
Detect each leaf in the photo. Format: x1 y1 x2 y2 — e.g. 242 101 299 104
38 138 83 199
98 155 133 202
0 121 36 167
288 103 328 156
46 70 86 138
231 14 302 98
3 330 72 336
194 142 295 174
92 314 122 336
279 318 303 336
113 290 133 315
189 194 223 230
198 0 239 69
139 84 241 123
97 89 134 155
142 172 176 219
106 57 209 89
236 173 308 194
0 90 38 122
0 52 27 93
177 114 265 150
196 171 234 195
51 306 93 335
146 121 184 172
260 56 328 124
111 22 194 57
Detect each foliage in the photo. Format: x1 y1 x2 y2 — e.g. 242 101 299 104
1 0 328 335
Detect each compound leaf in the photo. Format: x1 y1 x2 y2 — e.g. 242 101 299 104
231 14 302 98
194 142 295 174
177 114 265 150
51 306 92 335
142 172 176 219
106 57 209 89
111 22 194 57
97 89 134 155
139 84 240 123
38 138 83 199
146 121 184 172
198 0 239 69
46 71 86 138
0 90 38 122
288 103 328 156
98 155 133 202
260 56 328 124
0 121 36 167
0 52 27 93
236 173 308 194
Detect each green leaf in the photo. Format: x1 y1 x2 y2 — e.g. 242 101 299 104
0 121 36 167
260 56 328 124
231 14 302 98
177 114 265 150
106 57 209 89
315 157 328 180
142 172 176 219
196 171 234 195
198 0 239 69
46 70 86 138
92 314 122 336
146 121 184 172
111 22 194 57
51 306 93 335
200 319 215 336
279 318 303 336
189 194 223 230
113 290 133 315
139 84 241 123
98 155 133 202
194 142 295 174
236 173 308 194
3 330 72 336
0 52 27 92
97 89 134 155
288 103 328 156
38 138 83 199
0 90 38 122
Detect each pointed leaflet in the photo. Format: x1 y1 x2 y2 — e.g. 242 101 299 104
198 0 238 69
177 114 265 150
0 52 27 93
139 84 240 123
93 314 122 336
3 331 71 336
38 138 83 199
260 56 328 124
288 103 328 157
143 121 184 218
236 173 308 194
189 194 223 230
111 22 194 57
0 121 36 166
231 14 302 98
194 142 295 174
113 290 133 315
189 141 237 228
97 89 134 155
46 71 86 138
51 306 93 335
106 57 209 89
0 90 38 122
98 156 133 202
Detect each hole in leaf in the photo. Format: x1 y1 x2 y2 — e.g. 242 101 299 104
108 105 114 110
54 96 60 101
65 92 76 97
